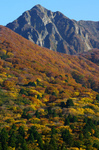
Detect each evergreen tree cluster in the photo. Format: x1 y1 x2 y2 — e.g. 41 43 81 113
0 117 99 150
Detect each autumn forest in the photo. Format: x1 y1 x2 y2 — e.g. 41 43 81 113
0 25 99 150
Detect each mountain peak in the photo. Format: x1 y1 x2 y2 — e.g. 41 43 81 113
31 4 48 13
34 4 44 9
6 5 99 54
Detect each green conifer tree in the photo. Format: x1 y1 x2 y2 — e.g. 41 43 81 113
28 133 34 143
21 139 28 150
18 126 25 137
35 110 40 118
64 118 70 125
0 128 8 150
8 131 16 148
66 99 74 108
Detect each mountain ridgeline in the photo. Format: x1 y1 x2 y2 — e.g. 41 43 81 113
6 4 99 54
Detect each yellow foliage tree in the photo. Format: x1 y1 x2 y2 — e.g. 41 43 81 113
84 108 95 115
3 80 16 90
7 52 14 57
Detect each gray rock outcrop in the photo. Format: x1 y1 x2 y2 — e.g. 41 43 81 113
6 4 99 54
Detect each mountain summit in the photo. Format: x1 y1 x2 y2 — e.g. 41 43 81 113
6 4 99 54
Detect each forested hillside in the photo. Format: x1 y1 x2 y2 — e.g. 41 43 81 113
0 25 99 150
79 48 99 66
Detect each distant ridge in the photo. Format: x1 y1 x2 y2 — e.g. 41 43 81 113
6 4 99 54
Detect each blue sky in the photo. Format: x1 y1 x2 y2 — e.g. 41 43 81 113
1 0 99 26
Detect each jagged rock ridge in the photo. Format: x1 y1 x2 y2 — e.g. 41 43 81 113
6 4 99 54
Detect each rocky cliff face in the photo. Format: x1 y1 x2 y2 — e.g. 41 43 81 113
6 4 99 54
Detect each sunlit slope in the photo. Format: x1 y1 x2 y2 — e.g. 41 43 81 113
0 25 99 92
0 26 99 150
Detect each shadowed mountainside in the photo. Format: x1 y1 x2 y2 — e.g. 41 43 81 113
79 48 99 66
6 4 99 54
